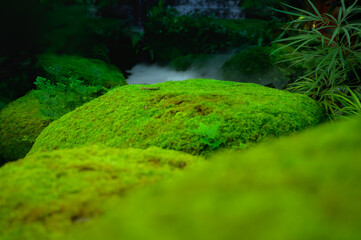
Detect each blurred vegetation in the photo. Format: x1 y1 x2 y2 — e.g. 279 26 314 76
34 54 126 120
0 0 135 104
138 1 282 63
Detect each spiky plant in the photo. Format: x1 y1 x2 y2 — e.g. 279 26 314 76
273 0 361 119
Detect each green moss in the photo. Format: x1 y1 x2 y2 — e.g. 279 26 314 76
0 145 202 240
36 54 126 88
220 46 288 88
77 116 361 240
0 91 51 163
28 79 325 156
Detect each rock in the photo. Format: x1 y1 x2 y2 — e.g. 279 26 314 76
36 54 126 88
28 79 325 156
220 46 288 89
0 145 202 240
0 91 51 163
77 115 361 240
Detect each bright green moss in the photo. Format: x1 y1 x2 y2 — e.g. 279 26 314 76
77 116 361 240
36 54 126 88
0 145 202 240
0 91 51 163
29 79 325 156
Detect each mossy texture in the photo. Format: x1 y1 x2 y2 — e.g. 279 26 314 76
78 116 361 240
36 54 126 88
29 79 325 155
0 91 51 163
0 145 202 240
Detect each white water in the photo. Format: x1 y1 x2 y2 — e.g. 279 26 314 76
126 54 234 85
126 64 200 84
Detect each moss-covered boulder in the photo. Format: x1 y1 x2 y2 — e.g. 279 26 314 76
36 54 126 88
220 46 288 89
77 116 361 240
0 91 51 163
29 79 325 156
0 146 202 240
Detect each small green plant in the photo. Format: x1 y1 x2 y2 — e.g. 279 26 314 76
34 76 103 120
273 0 361 119
191 123 222 150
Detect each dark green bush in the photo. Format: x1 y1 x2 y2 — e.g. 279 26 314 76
34 76 103 120
34 54 126 120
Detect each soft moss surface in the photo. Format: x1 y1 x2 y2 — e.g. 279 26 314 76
29 79 325 155
0 91 51 163
76 116 361 240
221 46 288 89
0 145 202 240
36 54 126 88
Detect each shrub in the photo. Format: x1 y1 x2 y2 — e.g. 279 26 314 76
34 54 126 120
273 0 361 119
140 1 282 62
34 76 104 120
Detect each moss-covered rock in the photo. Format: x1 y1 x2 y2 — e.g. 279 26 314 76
220 46 289 89
0 145 202 240
77 116 361 240
36 54 126 88
0 91 51 163
29 79 325 156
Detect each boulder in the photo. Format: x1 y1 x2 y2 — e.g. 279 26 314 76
78 116 361 240
28 79 325 155
0 145 202 240
0 91 51 163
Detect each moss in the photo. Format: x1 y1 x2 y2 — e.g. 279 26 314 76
29 79 325 156
220 46 288 89
77 116 361 240
0 91 51 163
0 145 202 240
36 54 126 88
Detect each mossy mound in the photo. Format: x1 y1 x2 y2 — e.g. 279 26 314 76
0 91 51 163
36 54 126 88
0 145 202 240
220 46 288 89
78 116 361 240
29 79 325 155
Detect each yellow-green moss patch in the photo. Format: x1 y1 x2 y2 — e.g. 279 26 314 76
0 145 202 240
29 79 325 155
78 116 361 240
0 91 51 163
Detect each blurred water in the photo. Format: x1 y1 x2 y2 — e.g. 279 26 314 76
126 54 233 84
126 64 200 84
